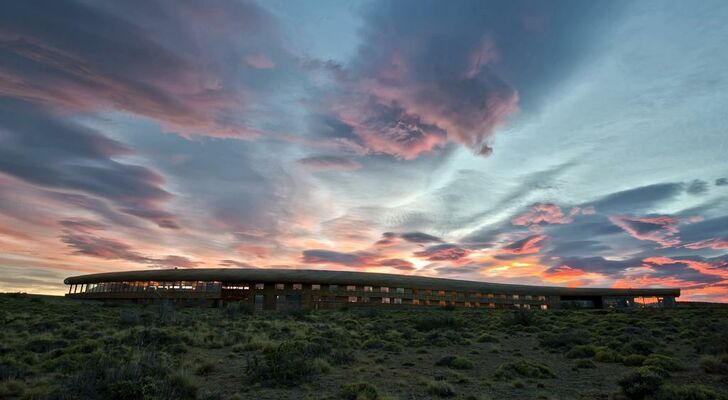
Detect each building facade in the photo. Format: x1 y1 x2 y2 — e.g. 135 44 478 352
64 268 680 310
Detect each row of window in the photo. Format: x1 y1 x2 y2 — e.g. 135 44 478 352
69 281 546 303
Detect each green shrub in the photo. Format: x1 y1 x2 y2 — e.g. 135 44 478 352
617 367 666 400
623 354 646 366
594 349 621 363
575 359 596 369
341 382 380 400
504 309 537 327
566 345 596 359
699 355 728 374
622 339 655 356
415 315 459 332
642 354 685 372
426 380 455 397
245 341 316 386
194 361 215 376
541 329 590 349
651 384 727 400
435 355 474 370
494 360 556 380
476 333 499 343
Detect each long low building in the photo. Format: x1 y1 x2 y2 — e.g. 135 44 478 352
64 268 680 310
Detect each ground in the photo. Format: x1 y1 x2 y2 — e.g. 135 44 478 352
1 294 728 400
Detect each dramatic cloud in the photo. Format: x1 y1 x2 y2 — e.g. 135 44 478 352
0 0 287 139
312 0 617 159
500 235 547 255
511 203 592 226
0 99 179 229
301 249 414 270
414 244 470 261
609 215 681 248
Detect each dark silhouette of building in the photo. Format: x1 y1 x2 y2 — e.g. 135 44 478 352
64 268 679 309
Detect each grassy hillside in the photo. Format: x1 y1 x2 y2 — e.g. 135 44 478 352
1 294 727 400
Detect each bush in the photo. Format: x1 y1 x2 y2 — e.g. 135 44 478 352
476 334 499 343
494 360 556 380
575 359 596 369
426 380 455 397
541 329 590 350
415 315 459 332
566 345 597 359
623 354 646 366
341 382 380 400
699 355 728 374
504 309 537 327
642 354 685 372
435 356 474 370
245 341 316 386
617 367 665 400
622 339 655 356
651 384 727 400
595 349 621 363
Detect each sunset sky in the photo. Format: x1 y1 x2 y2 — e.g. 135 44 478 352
1 0 727 301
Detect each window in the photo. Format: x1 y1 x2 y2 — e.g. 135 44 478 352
437 290 446 296
361 296 370 303
395 287 404 294
255 283 264 290
512 294 519 300
275 283 285 290
329 285 338 291
364 286 373 292
382 297 391 304
412 299 420 305
540 304 548 310
292 283 302 290
380 287 389 293
425 289 432 296
488 303 496 309
393 298 402 304
487 293 494 299
514 303 521 308
311 284 321 290
537 295 546 301
464 301 471 308
348 296 358 303
346 285 356 291
439 300 447 306
525 295 532 300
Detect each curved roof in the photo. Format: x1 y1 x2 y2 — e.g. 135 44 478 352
64 268 680 297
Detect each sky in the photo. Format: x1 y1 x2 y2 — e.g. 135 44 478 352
0 0 727 302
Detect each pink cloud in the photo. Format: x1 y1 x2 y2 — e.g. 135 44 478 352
684 238 728 250
500 234 547 255
609 215 680 248
512 203 590 226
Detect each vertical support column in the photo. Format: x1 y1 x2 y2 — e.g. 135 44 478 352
68 285 72 294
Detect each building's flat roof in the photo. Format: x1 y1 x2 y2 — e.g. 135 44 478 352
64 268 680 297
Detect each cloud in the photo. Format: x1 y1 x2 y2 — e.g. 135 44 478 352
591 183 684 214
0 0 287 139
500 234 547 255
609 215 680 248
414 243 470 261
311 0 617 159
298 156 362 171
301 249 414 270
683 238 728 250
511 203 589 226
716 178 728 186
0 99 180 229
687 179 709 195
60 231 199 268
375 231 443 246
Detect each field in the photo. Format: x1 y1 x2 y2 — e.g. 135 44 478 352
1 295 728 400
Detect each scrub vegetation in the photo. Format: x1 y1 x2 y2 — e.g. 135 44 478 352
1 294 728 400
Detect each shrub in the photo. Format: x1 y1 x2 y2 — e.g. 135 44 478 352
566 345 596 359
426 380 455 397
595 349 621 363
617 367 665 400
415 316 459 332
699 355 728 374
494 360 556 380
622 339 655 356
476 334 499 343
642 354 685 372
541 329 590 350
245 341 315 386
575 359 596 369
504 309 537 327
194 361 215 376
341 382 380 400
623 354 646 366
651 384 727 400
435 356 474 370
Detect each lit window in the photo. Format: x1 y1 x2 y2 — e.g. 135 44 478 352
396 287 404 294
346 285 356 291
311 284 321 290
525 295 532 300
382 297 391 304
437 290 446 296
439 300 447 306
464 302 471 308
413 299 420 305
255 283 264 290
329 285 338 291
380 287 389 293
364 286 373 292
487 293 494 299
488 303 496 308
538 295 546 301
512 294 519 300
540 304 548 310
292 283 302 290
425 289 432 296
523 304 531 309
275 283 285 290
514 303 521 308
348 296 358 303
393 298 402 304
